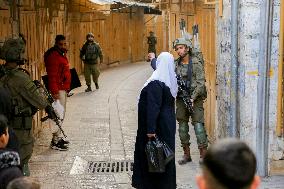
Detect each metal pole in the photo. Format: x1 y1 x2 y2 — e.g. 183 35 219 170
256 0 273 177
276 0 284 137
230 0 239 137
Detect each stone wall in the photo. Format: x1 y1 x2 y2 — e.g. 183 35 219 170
216 0 282 173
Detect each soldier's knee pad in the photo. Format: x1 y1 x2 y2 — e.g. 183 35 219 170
178 122 190 141
194 123 208 148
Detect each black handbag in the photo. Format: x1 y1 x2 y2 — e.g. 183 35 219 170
162 140 174 165
145 137 165 173
42 68 81 91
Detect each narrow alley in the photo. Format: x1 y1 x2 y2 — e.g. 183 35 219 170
1 0 284 188
29 62 284 189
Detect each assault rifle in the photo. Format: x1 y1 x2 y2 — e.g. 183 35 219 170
33 80 67 138
176 74 194 115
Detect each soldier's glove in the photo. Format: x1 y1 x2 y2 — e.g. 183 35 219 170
45 105 57 120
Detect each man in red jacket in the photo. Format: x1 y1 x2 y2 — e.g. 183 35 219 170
44 35 71 151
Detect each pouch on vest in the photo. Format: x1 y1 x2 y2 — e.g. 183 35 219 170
11 116 32 130
85 44 98 61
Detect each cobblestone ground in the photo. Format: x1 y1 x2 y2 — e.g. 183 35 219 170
30 62 284 189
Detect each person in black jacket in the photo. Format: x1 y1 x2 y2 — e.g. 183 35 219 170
0 115 23 189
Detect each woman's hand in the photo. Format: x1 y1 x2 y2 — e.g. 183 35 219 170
147 133 156 138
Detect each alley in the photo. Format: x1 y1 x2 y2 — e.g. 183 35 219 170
29 62 284 189
29 62 200 189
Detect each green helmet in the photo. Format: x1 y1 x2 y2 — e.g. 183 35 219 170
0 37 26 64
86 32 94 39
173 38 192 49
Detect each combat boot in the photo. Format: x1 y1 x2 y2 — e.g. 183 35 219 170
85 85 92 92
95 83 99 89
178 144 192 165
199 147 207 159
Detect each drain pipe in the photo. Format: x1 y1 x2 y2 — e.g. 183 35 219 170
256 0 273 177
230 0 239 137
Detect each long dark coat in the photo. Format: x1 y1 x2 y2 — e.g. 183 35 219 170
132 80 176 189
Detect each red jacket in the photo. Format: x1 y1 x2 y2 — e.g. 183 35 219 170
44 47 71 95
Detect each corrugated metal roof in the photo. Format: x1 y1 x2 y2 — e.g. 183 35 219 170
89 0 154 7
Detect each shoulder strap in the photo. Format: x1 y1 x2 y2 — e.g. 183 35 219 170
187 59 193 90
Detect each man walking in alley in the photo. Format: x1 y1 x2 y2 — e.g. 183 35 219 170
80 32 103 92
44 34 71 151
147 31 157 56
196 138 261 189
0 36 53 175
173 38 208 164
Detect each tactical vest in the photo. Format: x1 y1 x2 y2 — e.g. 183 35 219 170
85 43 99 61
175 50 207 100
0 68 36 129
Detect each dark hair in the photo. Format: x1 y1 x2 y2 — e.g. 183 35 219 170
55 35 66 44
203 138 257 189
7 177 40 189
0 114 8 136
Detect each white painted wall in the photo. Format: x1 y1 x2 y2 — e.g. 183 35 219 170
216 0 282 173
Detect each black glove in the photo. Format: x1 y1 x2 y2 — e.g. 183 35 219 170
45 105 57 120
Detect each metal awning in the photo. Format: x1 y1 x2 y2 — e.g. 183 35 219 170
89 0 155 7
69 0 156 13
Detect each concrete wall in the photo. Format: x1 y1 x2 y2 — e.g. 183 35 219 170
216 0 282 173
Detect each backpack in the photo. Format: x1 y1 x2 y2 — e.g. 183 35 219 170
85 43 99 61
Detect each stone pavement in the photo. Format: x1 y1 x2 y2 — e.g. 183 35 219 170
29 62 284 189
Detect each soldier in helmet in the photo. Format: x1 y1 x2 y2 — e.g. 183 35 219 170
147 31 157 56
0 36 54 176
80 32 103 92
173 37 208 164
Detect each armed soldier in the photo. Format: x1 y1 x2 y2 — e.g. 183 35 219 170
147 31 157 56
173 38 208 164
80 32 103 92
0 36 54 176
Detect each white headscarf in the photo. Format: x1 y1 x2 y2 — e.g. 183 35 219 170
142 52 178 98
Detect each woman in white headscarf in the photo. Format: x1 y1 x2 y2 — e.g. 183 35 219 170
132 52 177 189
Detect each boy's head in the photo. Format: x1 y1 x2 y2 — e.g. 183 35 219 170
196 138 260 189
0 114 9 149
7 177 41 189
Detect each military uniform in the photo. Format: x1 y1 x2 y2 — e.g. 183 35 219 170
173 37 208 164
80 33 103 91
175 55 208 146
0 37 49 175
0 67 48 173
147 32 157 55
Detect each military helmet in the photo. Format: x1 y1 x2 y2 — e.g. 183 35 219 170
173 38 192 49
0 37 26 63
86 32 94 39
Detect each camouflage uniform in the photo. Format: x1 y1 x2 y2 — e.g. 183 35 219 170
173 38 208 163
80 33 103 91
147 32 157 55
0 37 49 175
175 55 208 148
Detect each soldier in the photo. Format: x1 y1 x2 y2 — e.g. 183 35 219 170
80 32 103 92
147 31 157 56
173 38 208 164
0 36 54 175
